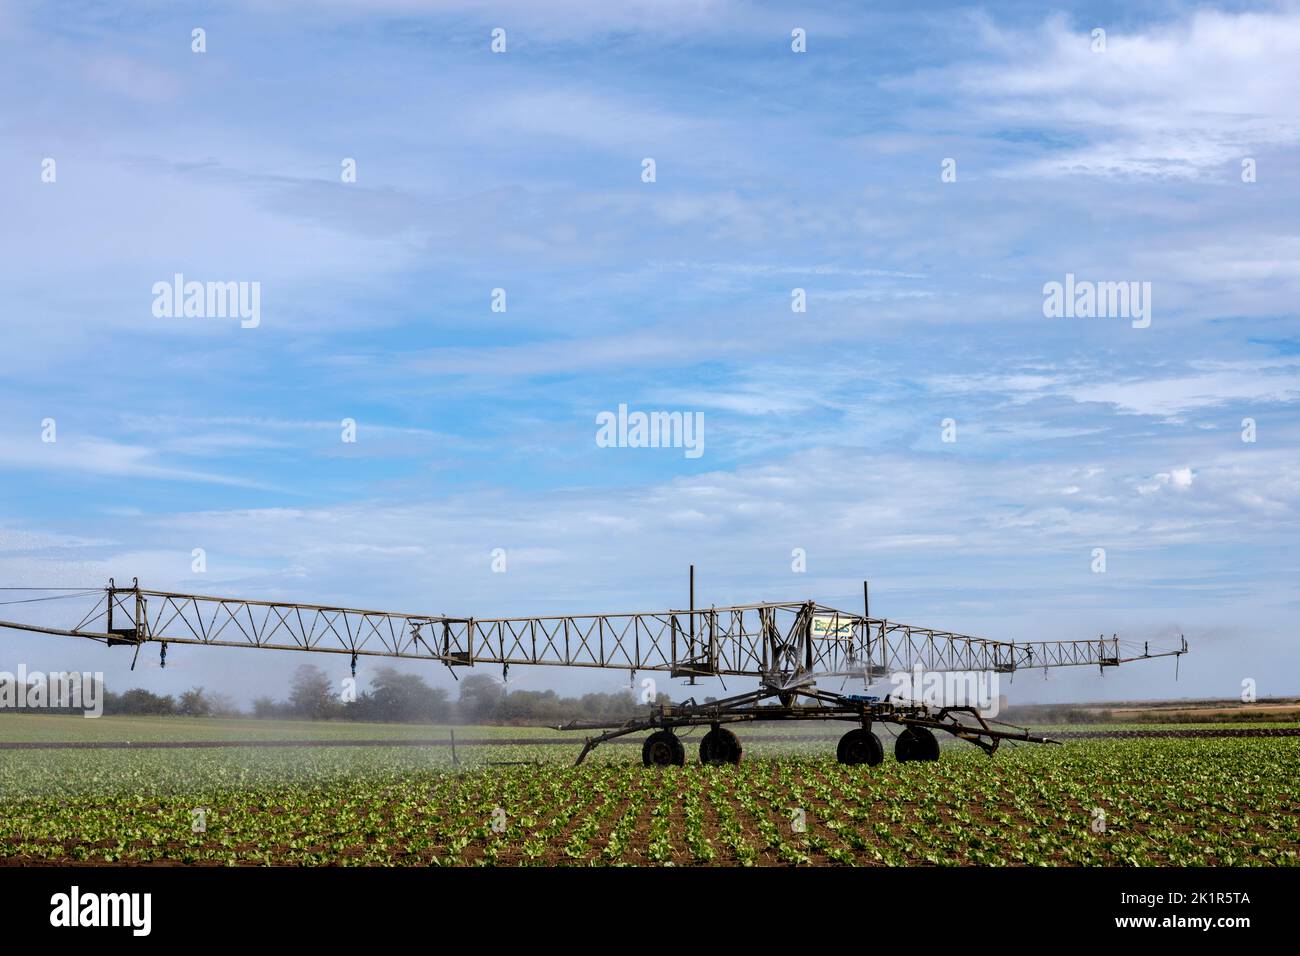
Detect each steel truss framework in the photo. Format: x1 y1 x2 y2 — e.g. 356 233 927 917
5 581 1183 679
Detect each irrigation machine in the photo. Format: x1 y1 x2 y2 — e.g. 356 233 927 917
0 569 1187 766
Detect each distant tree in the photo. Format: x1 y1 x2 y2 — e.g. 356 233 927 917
577 691 638 721
177 687 211 717
607 692 639 717
251 695 285 719
288 664 339 719
205 691 240 717
457 673 504 722
500 689 561 723
116 688 177 715
360 667 451 723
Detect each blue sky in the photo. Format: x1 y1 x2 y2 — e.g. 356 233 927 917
1 0 1298 706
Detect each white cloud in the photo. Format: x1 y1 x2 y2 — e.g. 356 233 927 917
1065 360 1300 416
1138 466 1196 495
0 436 280 490
931 9 1300 178
931 359 1300 417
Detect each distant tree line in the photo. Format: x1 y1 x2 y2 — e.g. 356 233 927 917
6 665 671 724
5 686 239 717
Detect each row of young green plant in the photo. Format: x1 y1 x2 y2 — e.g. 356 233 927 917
0 738 1295 866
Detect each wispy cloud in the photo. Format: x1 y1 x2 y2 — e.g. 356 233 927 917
923 9 1300 179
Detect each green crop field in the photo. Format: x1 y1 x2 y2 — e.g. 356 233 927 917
0 715 1296 866
0 713 568 744
3 712 1293 743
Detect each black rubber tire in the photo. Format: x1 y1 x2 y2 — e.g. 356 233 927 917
895 729 913 762
699 728 743 765
895 727 940 762
642 730 685 767
836 728 884 766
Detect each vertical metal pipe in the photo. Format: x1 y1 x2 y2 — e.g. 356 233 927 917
805 601 814 670
689 564 695 646
863 581 870 675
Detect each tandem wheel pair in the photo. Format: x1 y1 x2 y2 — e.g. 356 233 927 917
640 725 942 766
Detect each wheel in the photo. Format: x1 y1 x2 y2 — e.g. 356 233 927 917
642 730 685 766
895 729 913 761
699 727 743 765
836 728 884 766
895 726 940 762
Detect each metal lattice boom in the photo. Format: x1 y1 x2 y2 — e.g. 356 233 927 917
0 580 1186 680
